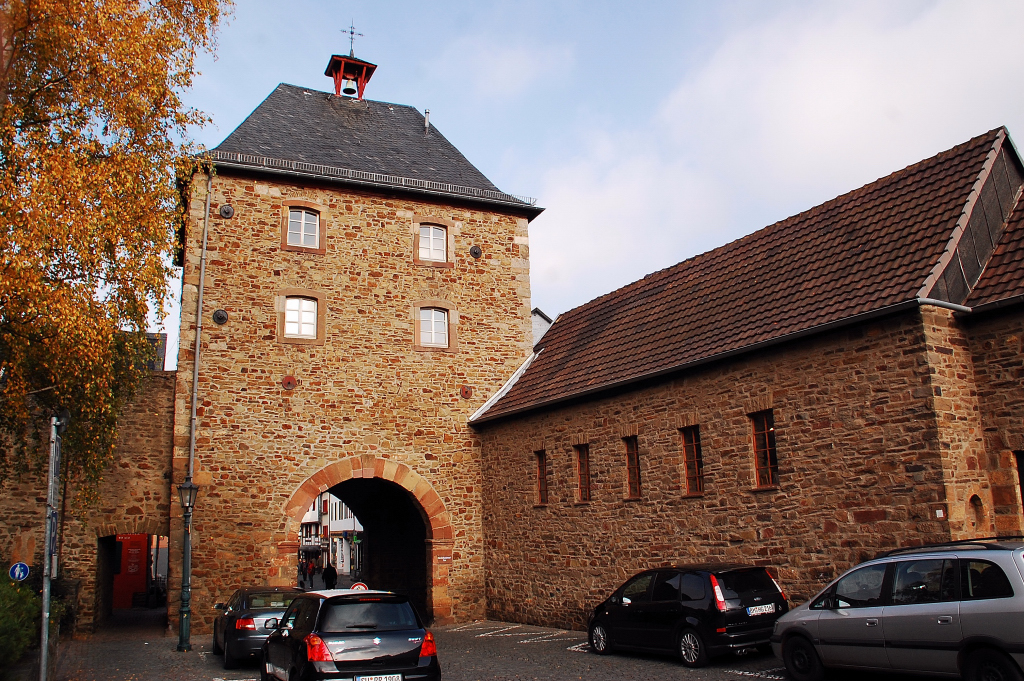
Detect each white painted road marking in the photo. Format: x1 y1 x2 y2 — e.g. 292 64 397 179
724 668 786 680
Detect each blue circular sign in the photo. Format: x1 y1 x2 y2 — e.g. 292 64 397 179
9 562 29 581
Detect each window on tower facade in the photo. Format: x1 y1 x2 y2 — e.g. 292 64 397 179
285 297 317 338
413 215 454 268
276 289 326 345
413 299 458 352
419 224 447 262
289 209 320 248
418 308 448 347
281 200 327 254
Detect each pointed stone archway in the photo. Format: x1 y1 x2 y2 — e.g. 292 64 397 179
276 455 455 623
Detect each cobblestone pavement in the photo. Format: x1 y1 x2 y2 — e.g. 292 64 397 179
56 612 932 681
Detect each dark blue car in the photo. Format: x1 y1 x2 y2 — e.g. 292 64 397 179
213 586 302 669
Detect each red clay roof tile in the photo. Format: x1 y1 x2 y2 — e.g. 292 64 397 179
475 128 1017 423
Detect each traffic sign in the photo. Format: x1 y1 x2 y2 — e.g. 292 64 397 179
351 582 368 591
9 562 29 581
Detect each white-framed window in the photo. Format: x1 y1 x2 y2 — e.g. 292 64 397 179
285 297 317 338
419 307 449 347
288 209 320 248
419 224 446 262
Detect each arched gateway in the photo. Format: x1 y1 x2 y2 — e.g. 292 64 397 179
277 455 455 623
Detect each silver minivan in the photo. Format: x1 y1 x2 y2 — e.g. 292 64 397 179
771 538 1024 681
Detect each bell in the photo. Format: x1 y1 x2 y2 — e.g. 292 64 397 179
342 79 357 96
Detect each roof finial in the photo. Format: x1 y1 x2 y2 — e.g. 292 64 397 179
342 20 363 58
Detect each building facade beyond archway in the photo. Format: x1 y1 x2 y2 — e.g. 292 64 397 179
278 456 455 623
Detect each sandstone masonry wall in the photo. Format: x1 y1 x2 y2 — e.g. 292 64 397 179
965 307 1024 534
479 311 962 631
0 372 175 631
168 173 533 633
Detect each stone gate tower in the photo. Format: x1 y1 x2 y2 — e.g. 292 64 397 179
169 55 542 631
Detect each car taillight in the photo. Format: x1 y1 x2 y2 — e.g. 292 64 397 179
419 631 437 658
304 633 333 662
769 574 787 601
709 574 728 611
236 617 256 630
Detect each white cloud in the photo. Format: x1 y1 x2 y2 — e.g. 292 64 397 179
530 0 1024 317
428 36 574 102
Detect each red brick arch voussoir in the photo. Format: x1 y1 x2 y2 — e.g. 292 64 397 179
281 455 452 543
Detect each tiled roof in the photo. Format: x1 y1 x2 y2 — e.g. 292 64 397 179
966 202 1024 308
474 128 1023 424
213 83 511 197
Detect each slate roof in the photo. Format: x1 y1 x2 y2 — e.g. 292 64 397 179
473 128 1024 424
211 83 537 212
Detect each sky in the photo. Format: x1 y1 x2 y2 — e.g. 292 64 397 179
157 0 1024 369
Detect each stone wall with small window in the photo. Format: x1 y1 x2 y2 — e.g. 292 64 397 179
478 308 1015 631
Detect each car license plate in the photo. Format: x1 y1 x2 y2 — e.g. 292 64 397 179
746 603 775 616
356 676 402 681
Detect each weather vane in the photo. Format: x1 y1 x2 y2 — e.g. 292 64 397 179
342 20 363 58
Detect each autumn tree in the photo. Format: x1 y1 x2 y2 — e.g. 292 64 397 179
0 0 228 503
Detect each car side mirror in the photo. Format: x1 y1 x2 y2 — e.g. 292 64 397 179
214 603 226 610
265 617 278 630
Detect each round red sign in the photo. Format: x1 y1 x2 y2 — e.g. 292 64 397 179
351 582 368 591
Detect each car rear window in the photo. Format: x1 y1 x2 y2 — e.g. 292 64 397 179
246 592 297 609
319 599 419 633
715 569 776 599
962 560 1014 600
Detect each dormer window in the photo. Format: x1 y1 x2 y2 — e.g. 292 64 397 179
289 209 319 248
419 225 446 262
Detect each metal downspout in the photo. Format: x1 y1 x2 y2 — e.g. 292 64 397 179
187 173 213 479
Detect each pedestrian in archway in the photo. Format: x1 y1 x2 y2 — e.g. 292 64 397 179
323 562 338 590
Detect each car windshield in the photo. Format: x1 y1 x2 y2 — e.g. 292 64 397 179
318 599 419 633
715 569 776 599
246 592 297 610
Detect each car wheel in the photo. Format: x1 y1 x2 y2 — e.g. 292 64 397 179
964 648 1024 681
589 622 612 654
259 652 273 681
223 640 238 670
211 627 223 654
678 628 708 668
782 636 825 681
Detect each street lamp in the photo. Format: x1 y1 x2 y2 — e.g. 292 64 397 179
176 478 199 652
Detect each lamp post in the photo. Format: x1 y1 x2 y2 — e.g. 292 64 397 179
176 478 199 652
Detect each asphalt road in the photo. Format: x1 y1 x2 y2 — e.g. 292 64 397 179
54 613 934 681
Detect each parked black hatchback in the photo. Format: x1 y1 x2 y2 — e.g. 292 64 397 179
261 589 439 681
588 565 788 667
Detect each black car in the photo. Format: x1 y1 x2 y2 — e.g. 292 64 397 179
261 589 440 681
213 586 302 669
587 564 788 667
